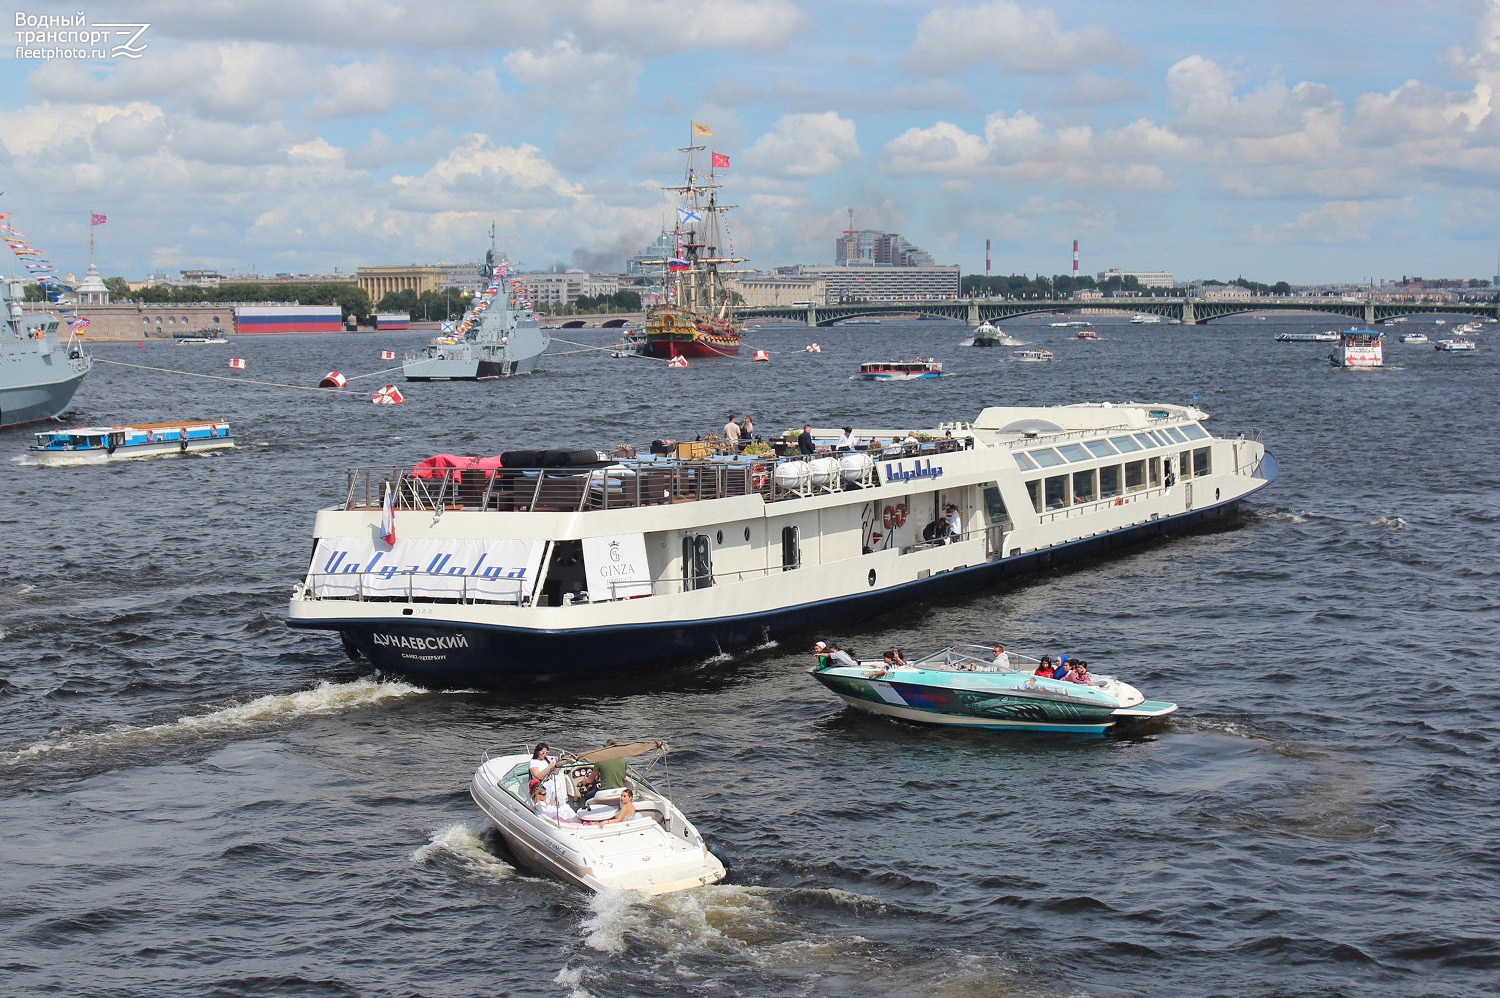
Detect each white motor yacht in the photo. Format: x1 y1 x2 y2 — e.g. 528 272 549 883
470 740 726 895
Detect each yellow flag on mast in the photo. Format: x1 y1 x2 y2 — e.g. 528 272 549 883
691 121 713 137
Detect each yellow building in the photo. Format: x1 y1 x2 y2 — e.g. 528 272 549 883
357 266 451 302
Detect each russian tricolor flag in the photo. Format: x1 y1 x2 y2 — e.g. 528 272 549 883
668 257 689 272
381 482 396 546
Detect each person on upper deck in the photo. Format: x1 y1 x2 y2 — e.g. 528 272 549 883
797 424 816 455
902 430 920 447
723 416 741 448
741 415 755 440
835 426 857 449
945 504 962 543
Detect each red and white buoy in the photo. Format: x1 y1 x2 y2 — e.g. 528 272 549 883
380 350 396 360
319 371 347 388
753 349 770 362
805 343 822 353
371 384 405 405
229 357 247 369
667 355 689 368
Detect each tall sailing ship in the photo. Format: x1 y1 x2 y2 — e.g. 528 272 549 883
641 125 744 359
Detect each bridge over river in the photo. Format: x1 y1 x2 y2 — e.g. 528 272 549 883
737 298 1500 327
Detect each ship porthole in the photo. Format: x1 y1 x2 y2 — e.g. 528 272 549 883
867 570 877 587
716 530 724 544
402 608 414 616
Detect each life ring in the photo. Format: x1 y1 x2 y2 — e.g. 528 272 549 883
146 430 155 443
751 463 767 489
1114 497 1123 506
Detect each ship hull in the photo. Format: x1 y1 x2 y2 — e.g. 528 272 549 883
0 366 88 428
641 333 741 359
290 496 1250 688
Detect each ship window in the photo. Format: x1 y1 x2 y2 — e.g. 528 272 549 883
1149 456 1161 487
1100 464 1122 498
1058 443 1090 463
782 526 800 571
1193 447 1211 477
1043 475 1069 510
1135 433 1161 449
1084 439 1118 458
1124 460 1146 492
1161 426 1188 443
1179 450 1193 479
1014 452 1037 471
1072 469 1096 503
1109 435 1142 453
1029 448 1064 468
1181 423 1209 440
1026 479 1042 513
683 535 713 590
983 485 1008 526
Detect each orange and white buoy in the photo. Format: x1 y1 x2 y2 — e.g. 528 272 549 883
667 355 689 368
371 384 405 405
380 350 396 360
805 343 822 353
319 371 347 388
229 357 247 369
753 349 770 362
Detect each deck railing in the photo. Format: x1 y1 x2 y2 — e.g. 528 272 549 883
341 438 968 514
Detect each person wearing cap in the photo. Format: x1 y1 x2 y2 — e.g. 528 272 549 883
812 641 830 670
835 426 856 449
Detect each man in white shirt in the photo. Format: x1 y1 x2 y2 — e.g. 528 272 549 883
945 504 962 543
992 642 1011 670
723 416 741 448
827 642 859 668
834 426 856 449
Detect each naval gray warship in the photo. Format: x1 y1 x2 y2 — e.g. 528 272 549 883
402 236 548 381
1 276 92 428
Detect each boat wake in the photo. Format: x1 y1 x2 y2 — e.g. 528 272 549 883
567 883 1013 996
410 823 518 880
1367 515 1406 529
0 677 430 767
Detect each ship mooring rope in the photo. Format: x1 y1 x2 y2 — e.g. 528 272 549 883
93 358 376 396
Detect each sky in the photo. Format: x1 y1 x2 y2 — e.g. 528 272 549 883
3 0 1500 286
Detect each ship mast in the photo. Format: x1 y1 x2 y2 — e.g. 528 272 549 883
658 125 745 316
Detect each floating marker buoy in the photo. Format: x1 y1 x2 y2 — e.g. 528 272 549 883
805 343 822 353
667 355 689 368
380 350 395 360
229 358 247 369
319 371 347 388
753 349 770 362
372 384 405 405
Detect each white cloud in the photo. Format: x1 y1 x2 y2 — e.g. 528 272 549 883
903 1 1136 76
741 112 860 177
573 0 808 56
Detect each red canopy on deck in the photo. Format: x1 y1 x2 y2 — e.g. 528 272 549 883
410 454 504 481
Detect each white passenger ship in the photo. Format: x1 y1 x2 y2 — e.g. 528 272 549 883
287 402 1278 685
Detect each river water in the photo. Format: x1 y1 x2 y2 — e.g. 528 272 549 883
2 315 1496 997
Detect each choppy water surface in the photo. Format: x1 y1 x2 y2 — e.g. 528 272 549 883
3 315 1498 997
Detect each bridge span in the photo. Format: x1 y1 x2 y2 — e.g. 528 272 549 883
736 298 1500 327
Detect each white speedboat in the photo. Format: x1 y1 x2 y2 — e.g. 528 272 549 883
1013 348 1053 362
1435 338 1477 352
470 741 726 895
1399 332 1429 344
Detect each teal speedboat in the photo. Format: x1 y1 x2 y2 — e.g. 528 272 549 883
809 644 1176 736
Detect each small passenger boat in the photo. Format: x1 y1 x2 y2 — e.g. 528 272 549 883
470 740 726 895
27 421 234 465
809 644 1176 735
1276 331 1339 343
1329 328 1383 368
853 360 944 381
1435 338 1477 352
1013 348 1054 362
1399 332 1429 344
1076 329 1099 340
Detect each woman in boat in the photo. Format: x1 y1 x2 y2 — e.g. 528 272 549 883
596 788 637 825
1033 655 1054 677
532 782 584 825
529 743 561 801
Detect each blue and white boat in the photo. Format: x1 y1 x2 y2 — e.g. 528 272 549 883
287 400 1277 687
809 645 1176 735
27 421 234 465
